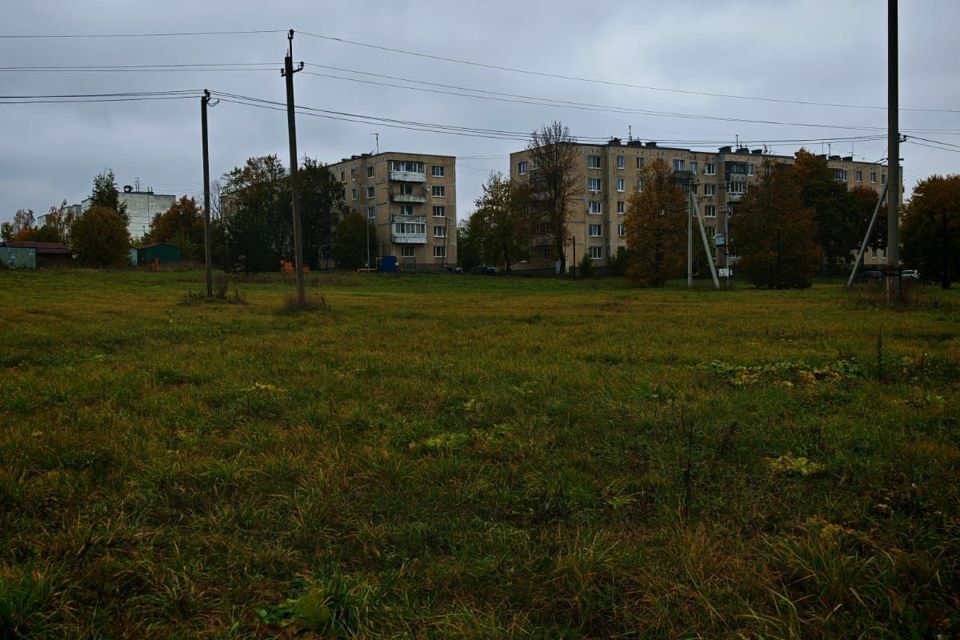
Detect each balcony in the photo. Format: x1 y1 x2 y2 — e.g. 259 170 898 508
727 193 744 203
389 170 427 183
391 215 427 244
390 188 427 204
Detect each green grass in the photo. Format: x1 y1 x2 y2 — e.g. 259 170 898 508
1 269 958 638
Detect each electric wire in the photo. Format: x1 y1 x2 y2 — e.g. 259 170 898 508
297 30 960 115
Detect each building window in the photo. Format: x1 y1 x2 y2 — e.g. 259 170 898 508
367 166 375 178
432 185 445 197
748 164 755 176
729 182 746 195
432 165 445 177
690 161 698 174
588 178 602 192
673 159 685 171
350 168 356 179
351 188 357 201
616 155 625 169
705 162 716 176
589 224 603 237
636 179 643 192
389 160 425 173
400 245 415 258
589 246 602 260
704 205 717 218
518 160 528 175
833 168 848 182
704 184 716 196
881 174 887 185
870 171 877 183
340 170 345 181
616 200 625 214
588 200 602 214
366 206 376 219
434 225 446 238
433 246 446 258
399 204 414 216
616 178 625 192
856 170 863 182
587 155 601 169
394 221 425 235
543 247 551 259
433 205 445 217
398 183 414 195
366 186 375 198
617 224 625 237
636 156 645 169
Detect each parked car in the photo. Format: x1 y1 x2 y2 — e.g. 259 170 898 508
854 270 885 282
474 265 500 275
901 269 920 280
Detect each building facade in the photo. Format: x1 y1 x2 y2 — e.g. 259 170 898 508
509 140 894 272
328 152 457 269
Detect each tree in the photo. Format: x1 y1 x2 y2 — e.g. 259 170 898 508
330 212 376 269
901 174 960 289
299 158 345 269
222 155 290 272
732 161 822 288
528 121 580 275
89 170 128 221
457 221 482 272
468 173 534 272
148 196 204 250
11 209 35 237
43 201 75 243
16 226 61 243
623 159 687 286
1 223 14 242
70 206 130 267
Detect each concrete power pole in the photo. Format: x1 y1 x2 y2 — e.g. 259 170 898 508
886 0 901 303
282 29 306 305
201 89 213 298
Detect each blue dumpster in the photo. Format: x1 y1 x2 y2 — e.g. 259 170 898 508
380 256 398 273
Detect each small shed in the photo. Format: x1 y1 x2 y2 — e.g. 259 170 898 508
131 243 182 266
0 241 71 268
0 246 36 270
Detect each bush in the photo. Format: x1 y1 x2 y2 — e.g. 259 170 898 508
579 254 595 278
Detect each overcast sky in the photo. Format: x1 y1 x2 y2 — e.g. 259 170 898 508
2 0 959 228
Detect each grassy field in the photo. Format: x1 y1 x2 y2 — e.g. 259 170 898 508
0 269 958 639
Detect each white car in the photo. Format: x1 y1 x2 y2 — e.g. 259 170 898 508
901 269 920 280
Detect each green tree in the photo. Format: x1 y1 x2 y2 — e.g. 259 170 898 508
0 222 13 241
901 174 960 289
299 158 345 269
732 161 822 289
18 226 62 243
89 170 128 221
70 206 130 267
222 155 290 272
330 212 376 269
456 221 482 272
624 159 687 286
468 173 534 272
528 121 580 275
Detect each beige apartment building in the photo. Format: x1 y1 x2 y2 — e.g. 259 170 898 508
509 140 894 273
329 152 457 269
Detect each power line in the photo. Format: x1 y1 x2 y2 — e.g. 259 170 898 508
300 66 893 133
298 30 960 115
0 29 284 39
0 63 278 73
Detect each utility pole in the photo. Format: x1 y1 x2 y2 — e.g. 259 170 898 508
282 29 306 305
201 89 213 298
687 202 693 287
886 0 901 303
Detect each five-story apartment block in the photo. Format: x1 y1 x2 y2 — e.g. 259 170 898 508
510 140 893 272
329 152 457 269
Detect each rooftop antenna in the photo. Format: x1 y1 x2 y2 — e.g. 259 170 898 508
828 142 832 156
735 134 739 148
628 125 632 142
371 132 380 154
135 177 140 191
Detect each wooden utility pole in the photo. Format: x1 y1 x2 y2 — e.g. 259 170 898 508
201 89 213 298
282 29 306 305
886 0 901 303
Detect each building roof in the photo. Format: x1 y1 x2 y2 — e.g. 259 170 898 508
133 243 178 250
0 241 71 255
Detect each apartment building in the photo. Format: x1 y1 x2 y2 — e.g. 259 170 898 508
328 152 457 269
509 140 893 272
81 186 176 241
